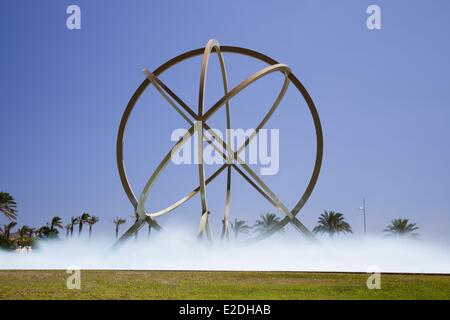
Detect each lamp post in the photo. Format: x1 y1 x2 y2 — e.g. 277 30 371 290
359 197 367 237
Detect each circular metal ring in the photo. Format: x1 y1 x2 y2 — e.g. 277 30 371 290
116 45 323 242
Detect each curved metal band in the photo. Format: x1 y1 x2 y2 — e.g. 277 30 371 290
196 40 231 239
143 68 196 125
116 46 323 243
147 165 228 218
137 63 290 221
147 70 290 219
140 69 229 218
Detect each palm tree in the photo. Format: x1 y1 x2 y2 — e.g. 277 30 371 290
18 225 32 238
384 218 419 239
313 210 353 238
230 218 251 239
69 216 78 237
50 216 63 232
113 218 126 239
25 226 35 238
0 233 13 249
77 213 90 237
2 222 17 238
64 224 71 238
87 216 99 239
254 213 283 234
16 225 35 247
36 225 55 238
35 226 44 237
0 192 17 221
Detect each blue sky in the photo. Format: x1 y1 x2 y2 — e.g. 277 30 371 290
1 0 449 242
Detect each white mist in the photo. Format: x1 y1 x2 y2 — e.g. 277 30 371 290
1 230 449 274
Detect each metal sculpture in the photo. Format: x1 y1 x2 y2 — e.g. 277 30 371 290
115 39 323 245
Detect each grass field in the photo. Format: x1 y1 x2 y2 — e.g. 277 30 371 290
0 270 449 299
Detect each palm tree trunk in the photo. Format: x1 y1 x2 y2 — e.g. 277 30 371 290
89 226 92 239
148 224 151 238
115 225 119 239
78 223 83 238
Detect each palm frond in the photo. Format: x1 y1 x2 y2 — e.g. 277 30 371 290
0 192 18 221
313 210 352 237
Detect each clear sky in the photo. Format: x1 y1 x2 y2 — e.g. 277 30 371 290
1 0 449 242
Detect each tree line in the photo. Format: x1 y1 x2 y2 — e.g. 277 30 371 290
229 211 419 240
0 191 420 250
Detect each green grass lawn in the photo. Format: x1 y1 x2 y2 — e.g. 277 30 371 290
0 270 449 299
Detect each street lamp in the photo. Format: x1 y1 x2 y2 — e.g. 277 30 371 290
359 197 366 237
